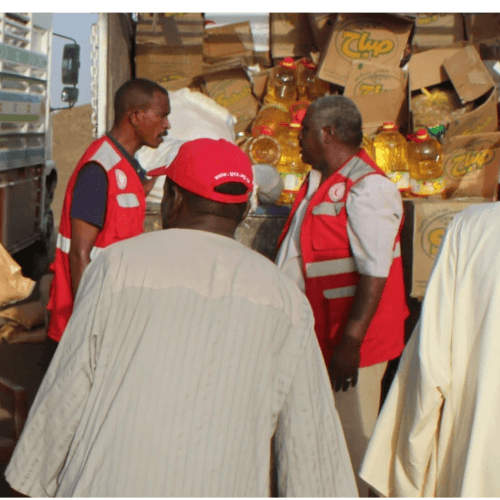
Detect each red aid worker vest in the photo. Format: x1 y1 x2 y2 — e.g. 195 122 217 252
47 135 146 342
278 150 408 368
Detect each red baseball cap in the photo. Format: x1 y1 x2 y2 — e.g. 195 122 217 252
148 138 254 204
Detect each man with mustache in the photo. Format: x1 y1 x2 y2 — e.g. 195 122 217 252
45 78 170 352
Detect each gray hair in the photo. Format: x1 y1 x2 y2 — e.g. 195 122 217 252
308 95 363 148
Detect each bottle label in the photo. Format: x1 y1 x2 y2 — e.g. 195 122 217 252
410 176 445 196
386 171 410 191
281 172 306 192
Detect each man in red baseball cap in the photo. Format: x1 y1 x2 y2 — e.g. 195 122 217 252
6 138 357 498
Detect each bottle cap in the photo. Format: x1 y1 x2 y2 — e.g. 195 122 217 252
280 56 296 69
413 128 430 143
382 121 398 131
259 125 273 136
301 58 317 70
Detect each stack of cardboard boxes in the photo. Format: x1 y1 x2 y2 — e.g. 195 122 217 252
135 12 500 297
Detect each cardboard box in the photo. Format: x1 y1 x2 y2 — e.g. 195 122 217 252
135 13 204 47
135 13 204 86
465 14 500 44
270 13 317 59
344 62 408 136
135 45 203 85
411 13 465 50
404 197 488 297
202 68 259 134
203 22 254 69
443 45 495 104
446 88 498 137
317 13 414 87
408 42 467 91
307 14 336 53
442 132 500 199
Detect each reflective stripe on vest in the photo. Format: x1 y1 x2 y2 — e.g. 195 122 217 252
312 202 345 216
306 241 402 279
342 155 375 182
56 233 104 261
323 285 357 299
90 140 121 172
117 193 140 208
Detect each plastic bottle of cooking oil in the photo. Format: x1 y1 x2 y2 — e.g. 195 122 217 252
296 58 330 102
275 108 311 205
251 104 291 138
408 128 445 196
245 128 281 166
362 134 375 161
264 57 297 109
373 122 410 193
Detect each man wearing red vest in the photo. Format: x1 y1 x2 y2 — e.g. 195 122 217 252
45 79 171 357
276 95 408 496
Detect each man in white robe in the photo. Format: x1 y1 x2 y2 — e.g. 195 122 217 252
359 201 500 497
5 138 357 498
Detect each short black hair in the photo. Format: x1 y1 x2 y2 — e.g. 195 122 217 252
113 78 169 124
166 178 248 222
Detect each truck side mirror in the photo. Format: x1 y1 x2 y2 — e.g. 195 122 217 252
61 86 79 105
62 43 80 85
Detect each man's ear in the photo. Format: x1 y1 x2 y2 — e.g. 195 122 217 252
321 125 335 145
128 107 142 128
169 184 185 221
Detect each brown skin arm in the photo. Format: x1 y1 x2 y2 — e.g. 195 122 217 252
68 218 100 296
142 176 156 196
328 274 387 392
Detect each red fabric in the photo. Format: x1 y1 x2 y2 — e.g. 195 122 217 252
148 138 253 204
47 136 146 342
278 150 408 367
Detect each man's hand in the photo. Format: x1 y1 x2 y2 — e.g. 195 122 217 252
329 338 361 392
328 275 388 392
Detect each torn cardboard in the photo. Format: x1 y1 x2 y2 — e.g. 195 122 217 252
412 13 465 50
406 197 488 297
202 68 259 134
0 243 34 308
442 132 500 199
443 45 495 104
408 42 467 91
270 13 317 59
446 88 498 138
317 13 414 87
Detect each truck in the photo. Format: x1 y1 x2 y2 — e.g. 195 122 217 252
0 13 79 279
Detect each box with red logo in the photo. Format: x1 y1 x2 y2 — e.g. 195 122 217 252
317 13 414 87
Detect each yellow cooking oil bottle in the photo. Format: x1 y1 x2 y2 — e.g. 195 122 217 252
296 58 330 102
264 57 297 109
373 122 410 194
245 127 281 166
408 128 445 196
362 134 375 161
275 107 311 205
251 103 290 138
